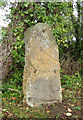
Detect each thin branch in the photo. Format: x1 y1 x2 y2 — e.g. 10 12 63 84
8 88 21 93
6 111 13 116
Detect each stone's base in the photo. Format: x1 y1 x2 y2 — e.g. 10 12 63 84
27 100 62 107
25 77 62 107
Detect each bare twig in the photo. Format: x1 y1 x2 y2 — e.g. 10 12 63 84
6 111 13 116
8 88 21 93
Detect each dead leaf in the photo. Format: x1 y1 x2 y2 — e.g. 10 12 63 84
47 111 50 113
4 112 8 115
71 104 74 107
62 88 65 91
3 109 6 111
19 95 21 97
17 104 22 107
8 114 13 117
64 106 67 108
2 98 6 101
67 90 69 91
66 113 72 116
26 107 29 110
31 110 40 112
46 107 48 109
68 108 72 112
11 97 16 100
6 111 13 116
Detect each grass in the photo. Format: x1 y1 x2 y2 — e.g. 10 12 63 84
1 72 82 119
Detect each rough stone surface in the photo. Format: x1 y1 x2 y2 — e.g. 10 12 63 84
23 23 62 107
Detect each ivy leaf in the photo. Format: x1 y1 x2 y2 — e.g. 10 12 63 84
30 14 34 17
64 44 68 48
16 36 20 40
24 3 29 7
24 19 30 23
24 10 29 14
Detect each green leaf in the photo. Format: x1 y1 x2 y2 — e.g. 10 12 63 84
24 19 30 23
24 10 29 14
16 36 20 40
24 2 29 7
64 44 68 48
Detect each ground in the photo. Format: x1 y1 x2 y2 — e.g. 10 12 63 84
2 87 82 119
1 72 82 119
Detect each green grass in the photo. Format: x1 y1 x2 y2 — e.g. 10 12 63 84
2 71 82 119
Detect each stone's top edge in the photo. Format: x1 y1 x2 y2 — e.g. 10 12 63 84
24 23 57 45
35 23 50 29
24 23 51 36
34 23 49 26
35 23 48 25
25 23 50 32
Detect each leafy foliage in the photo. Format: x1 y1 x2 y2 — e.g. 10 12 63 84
1 1 82 86
3 2 80 73
1 2 82 119
61 72 81 89
2 2 82 59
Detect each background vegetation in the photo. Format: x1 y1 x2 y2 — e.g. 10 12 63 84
1 1 82 119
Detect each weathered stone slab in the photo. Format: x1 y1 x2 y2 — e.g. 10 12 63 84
23 23 62 107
